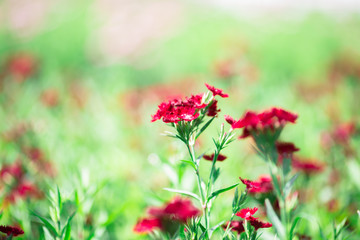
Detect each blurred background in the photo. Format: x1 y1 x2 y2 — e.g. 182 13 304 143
1 0 360 239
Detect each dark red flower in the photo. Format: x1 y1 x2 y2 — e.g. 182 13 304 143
276 142 300 155
292 157 324 175
249 219 272 230
222 221 245 234
203 153 227 162
239 177 261 191
0 225 24 236
133 218 162 234
236 207 258 220
207 100 220 117
205 83 229 98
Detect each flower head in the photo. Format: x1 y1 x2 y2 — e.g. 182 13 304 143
249 219 272 230
133 218 162 234
203 153 227 162
205 83 229 98
163 197 201 222
276 142 300 156
207 100 220 117
292 157 324 175
236 207 258 220
240 176 273 194
0 225 24 237
239 177 261 191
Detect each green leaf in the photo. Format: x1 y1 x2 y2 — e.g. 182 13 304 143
61 211 76 237
283 173 299 198
163 188 201 202
196 117 215 139
282 157 291 177
64 223 71 240
181 159 197 171
208 183 239 201
289 217 301 240
57 186 62 213
32 212 58 237
265 199 285 239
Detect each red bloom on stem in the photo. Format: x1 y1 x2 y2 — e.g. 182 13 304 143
0 225 24 237
205 83 229 98
239 177 261 191
151 94 206 123
203 153 227 162
236 207 258 220
222 221 245 234
133 218 162 234
249 219 272 230
163 197 201 222
292 157 324 175
225 107 298 138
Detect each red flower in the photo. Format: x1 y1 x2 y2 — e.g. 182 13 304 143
236 207 258 220
333 122 357 145
239 178 261 191
292 157 324 175
226 108 298 138
249 219 272 230
133 218 162 234
203 153 227 162
151 94 206 123
0 225 24 237
0 161 24 180
276 142 300 156
241 176 273 194
207 100 220 117
205 83 229 98
5 181 43 204
163 197 200 222
6 53 37 82
222 221 245 234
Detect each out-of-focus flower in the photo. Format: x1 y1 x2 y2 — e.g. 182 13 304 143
205 83 229 98
236 207 258 220
133 218 162 234
40 89 59 107
249 219 272 230
239 177 261 191
213 59 236 79
276 142 300 156
5 53 37 82
225 108 297 138
5 181 43 204
333 122 357 145
203 153 227 162
0 225 24 237
0 161 24 181
222 220 244 234
241 176 273 194
292 157 324 176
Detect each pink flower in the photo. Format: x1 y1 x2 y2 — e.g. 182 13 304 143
205 83 229 98
133 218 162 234
203 153 227 162
0 225 24 237
239 177 261 191
236 207 258 220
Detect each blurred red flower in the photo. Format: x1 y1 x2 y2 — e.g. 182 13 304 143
6 53 37 82
0 225 24 237
292 157 324 175
249 219 272 230
222 221 245 234
276 142 300 156
236 207 258 220
239 177 261 191
133 218 162 234
241 176 273 194
203 153 227 162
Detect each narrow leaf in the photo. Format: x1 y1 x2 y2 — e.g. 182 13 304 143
196 117 215 139
283 173 299 198
32 212 58 237
180 160 197 171
163 188 201 202
208 183 239 201
289 217 301 240
265 199 285 239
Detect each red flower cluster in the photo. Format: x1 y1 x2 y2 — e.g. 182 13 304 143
0 225 24 237
203 153 227 162
151 84 228 123
0 161 43 205
225 107 298 138
240 176 273 194
134 197 200 234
